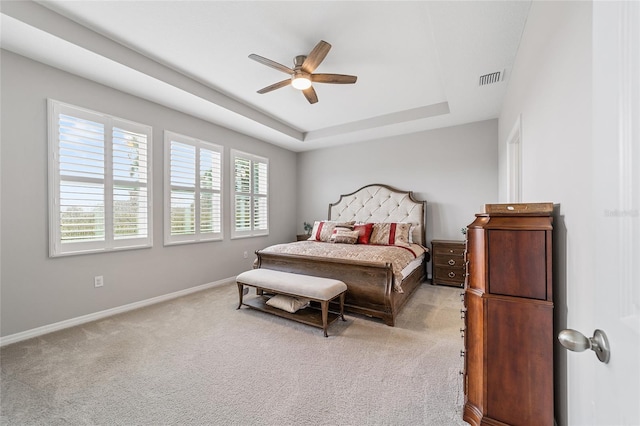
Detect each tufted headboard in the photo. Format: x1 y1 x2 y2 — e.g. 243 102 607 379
328 184 427 246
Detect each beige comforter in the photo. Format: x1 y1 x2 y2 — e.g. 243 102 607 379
259 241 426 292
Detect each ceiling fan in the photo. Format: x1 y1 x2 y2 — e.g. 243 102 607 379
249 40 357 104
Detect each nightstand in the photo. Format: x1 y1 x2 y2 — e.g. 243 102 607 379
432 239 466 287
296 234 310 241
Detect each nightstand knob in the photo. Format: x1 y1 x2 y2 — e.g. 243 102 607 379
448 259 456 266
448 271 456 278
449 249 454 253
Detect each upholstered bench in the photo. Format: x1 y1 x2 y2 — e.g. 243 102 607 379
236 268 347 337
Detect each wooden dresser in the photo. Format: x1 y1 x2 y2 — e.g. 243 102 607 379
462 203 554 426
431 240 466 287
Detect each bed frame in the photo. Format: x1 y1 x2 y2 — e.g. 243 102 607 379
255 184 428 326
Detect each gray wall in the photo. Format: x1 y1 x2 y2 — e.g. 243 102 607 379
0 50 297 337
296 119 499 247
497 2 592 425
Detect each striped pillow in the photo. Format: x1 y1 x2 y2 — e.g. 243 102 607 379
307 220 355 242
369 223 412 247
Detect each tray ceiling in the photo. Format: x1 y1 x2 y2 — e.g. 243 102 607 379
0 1 531 152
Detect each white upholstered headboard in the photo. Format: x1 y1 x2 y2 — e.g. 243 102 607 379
328 184 427 246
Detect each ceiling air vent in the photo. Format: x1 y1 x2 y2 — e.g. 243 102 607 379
479 70 503 86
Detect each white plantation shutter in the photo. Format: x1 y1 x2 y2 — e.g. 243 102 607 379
112 125 149 240
169 142 196 236
252 161 268 231
231 150 268 238
48 100 153 257
164 131 223 244
234 156 252 232
57 113 105 245
200 147 222 234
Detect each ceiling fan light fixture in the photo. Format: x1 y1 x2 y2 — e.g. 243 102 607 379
291 72 312 90
250 40 357 103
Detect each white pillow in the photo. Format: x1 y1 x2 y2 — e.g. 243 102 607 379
265 294 310 313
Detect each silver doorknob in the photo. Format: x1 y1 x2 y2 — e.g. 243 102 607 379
558 329 610 364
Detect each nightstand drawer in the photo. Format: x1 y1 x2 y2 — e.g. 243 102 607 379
434 254 464 268
433 245 466 257
434 266 466 286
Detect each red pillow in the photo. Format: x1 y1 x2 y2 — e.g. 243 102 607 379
353 223 374 244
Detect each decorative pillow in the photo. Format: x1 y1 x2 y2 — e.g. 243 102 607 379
329 228 360 244
265 294 310 313
307 220 355 242
353 223 374 244
369 222 412 247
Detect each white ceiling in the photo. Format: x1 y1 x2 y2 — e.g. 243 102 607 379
0 1 531 152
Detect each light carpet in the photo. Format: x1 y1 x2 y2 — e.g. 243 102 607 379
1 282 466 425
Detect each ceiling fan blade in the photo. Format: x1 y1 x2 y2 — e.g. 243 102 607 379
249 54 293 75
301 40 331 73
257 79 291 94
302 86 318 104
311 74 357 84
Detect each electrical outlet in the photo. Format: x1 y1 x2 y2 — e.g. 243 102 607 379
243 251 248 259
94 275 104 288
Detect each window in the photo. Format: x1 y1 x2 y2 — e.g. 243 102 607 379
164 131 223 244
48 100 152 257
231 149 268 238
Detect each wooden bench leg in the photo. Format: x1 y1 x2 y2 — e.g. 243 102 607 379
339 292 346 321
236 283 244 309
320 300 329 337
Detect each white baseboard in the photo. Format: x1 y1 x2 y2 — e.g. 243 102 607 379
0 277 235 347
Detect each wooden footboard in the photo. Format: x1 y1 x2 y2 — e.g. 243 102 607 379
255 250 426 326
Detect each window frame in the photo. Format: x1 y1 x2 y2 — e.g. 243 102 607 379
47 99 153 257
230 149 269 239
507 114 522 203
164 131 224 245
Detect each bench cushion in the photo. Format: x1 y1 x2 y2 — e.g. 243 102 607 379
236 269 347 301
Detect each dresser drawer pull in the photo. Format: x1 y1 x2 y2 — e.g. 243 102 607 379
448 259 456 266
460 350 466 358
448 271 456 278
449 249 454 253
460 309 466 319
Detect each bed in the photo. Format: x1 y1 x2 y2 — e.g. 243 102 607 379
254 184 429 326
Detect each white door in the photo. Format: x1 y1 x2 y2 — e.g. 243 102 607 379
589 1 639 423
